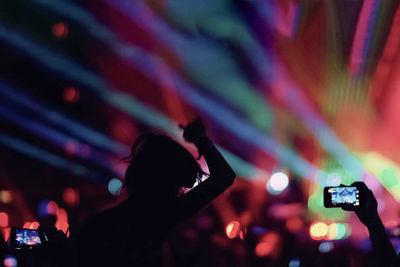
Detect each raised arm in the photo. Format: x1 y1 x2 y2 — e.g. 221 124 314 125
174 118 236 222
344 182 396 265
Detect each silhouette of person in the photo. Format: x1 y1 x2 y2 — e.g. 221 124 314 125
76 118 236 267
342 181 399 266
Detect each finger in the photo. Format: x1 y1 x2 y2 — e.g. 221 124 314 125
352 181 369 194
351 181 365 188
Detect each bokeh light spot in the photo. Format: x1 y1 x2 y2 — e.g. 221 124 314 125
327 223 338 240
286 217 303 233
52 22 69 38
0 212 9 227
63 188 80 206
267 172 289 194
111 119 137 144
63 87 79 103
310 222 328 240
319 241 334 253
47 201 58 215
225 221 240 239
196 215 213 229
335 223 347 239
289 258 301 267
0 191 12 204
64 140 79 155
108 178 123 196
30 221 39 230
3 255 17 267
255 232 280 257
255 242 272 257
38 200 50 217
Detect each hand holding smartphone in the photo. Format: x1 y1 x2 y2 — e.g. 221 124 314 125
324 185 360 208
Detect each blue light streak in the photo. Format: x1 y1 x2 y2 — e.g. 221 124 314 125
242 0 366 180
0 81 128 155
0 133 105 182
0 82 260 178
31 0 274 130
0 22 321 180
0 104 120 176
275 64 364 180
360 0 380 77
106 0 274 128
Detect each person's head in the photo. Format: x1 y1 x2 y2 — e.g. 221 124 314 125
124 133 205 199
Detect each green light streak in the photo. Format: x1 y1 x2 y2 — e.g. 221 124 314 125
165 0 274 129
357 152 400 202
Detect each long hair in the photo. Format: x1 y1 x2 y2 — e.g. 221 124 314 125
124 133 205 199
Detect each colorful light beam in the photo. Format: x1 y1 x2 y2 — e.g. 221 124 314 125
0 81 129 155
348 0 380 77
32 0 274 130
0 22 320 180
0 103 120 176
0 134 103 181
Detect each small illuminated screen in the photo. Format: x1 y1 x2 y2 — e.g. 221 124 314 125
329 187 359 206
15 229 41 246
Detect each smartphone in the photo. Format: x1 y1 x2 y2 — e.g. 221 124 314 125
10 228 45 249
324 186 360 208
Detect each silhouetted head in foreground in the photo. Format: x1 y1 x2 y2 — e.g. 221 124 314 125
124 133 205 200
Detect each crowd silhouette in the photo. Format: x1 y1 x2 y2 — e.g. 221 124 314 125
2 118 400 267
